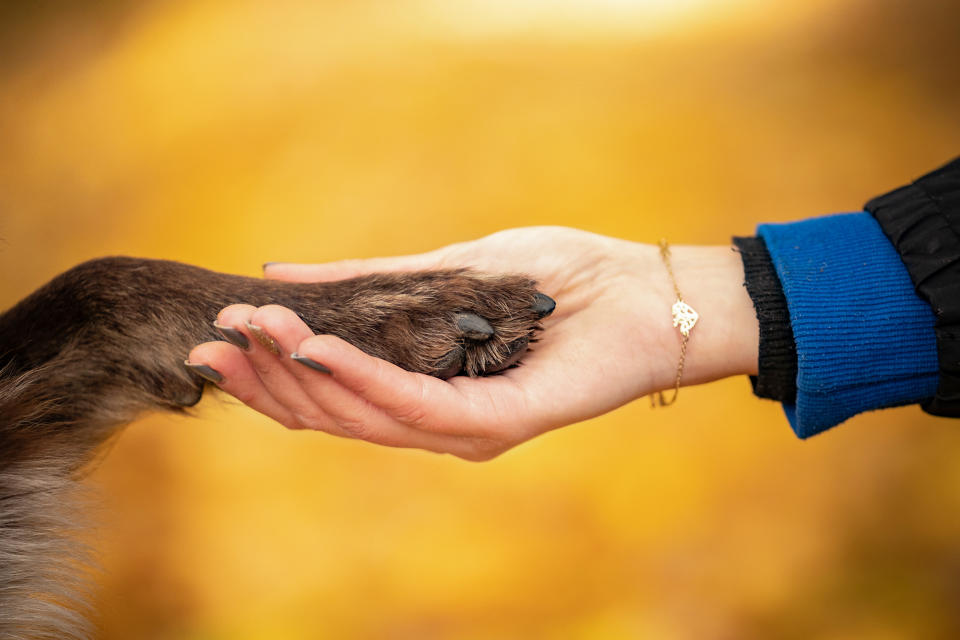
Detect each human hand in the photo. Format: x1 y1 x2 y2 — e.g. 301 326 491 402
188 227 758 460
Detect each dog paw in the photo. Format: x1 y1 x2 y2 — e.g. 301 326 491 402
286 270 555 378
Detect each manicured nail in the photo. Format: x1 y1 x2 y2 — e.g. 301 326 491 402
213 321 250 350
262 262 285 272
184 360 224 384
291 353 332 374
245 322 281 355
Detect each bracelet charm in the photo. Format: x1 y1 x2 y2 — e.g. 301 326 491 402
671 300 699 337
652 239 699 407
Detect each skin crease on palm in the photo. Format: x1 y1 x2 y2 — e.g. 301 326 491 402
187 227 760 461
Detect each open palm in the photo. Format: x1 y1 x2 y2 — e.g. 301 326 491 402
188 227 751 459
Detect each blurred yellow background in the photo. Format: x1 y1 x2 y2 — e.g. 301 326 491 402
2 0 960 638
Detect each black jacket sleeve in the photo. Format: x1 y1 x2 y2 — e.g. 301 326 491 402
866 156 960 418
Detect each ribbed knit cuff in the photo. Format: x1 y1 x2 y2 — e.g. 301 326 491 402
757 212 939 438
732 236 797 404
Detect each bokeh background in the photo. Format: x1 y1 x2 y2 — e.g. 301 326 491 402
2 0 960 638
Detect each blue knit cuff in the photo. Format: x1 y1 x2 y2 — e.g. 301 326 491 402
757 212 939 438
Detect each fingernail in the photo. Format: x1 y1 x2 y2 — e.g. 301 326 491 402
245 322 281 355
291 353 332 374
184 360 224 384
213 321 250 350
262 262 285 272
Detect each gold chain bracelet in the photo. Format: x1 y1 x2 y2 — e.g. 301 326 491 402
651 239 700 407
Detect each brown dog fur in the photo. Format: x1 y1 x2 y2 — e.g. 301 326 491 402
0 257 550 639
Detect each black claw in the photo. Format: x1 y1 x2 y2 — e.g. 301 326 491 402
532 292 556 318
455 313 495 341
434 345 465 379
486 336 530 374
173 386 204 408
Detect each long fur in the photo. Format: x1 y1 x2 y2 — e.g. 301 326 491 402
0 257 546 638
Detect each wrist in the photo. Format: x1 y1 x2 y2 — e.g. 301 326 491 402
650 244 759 388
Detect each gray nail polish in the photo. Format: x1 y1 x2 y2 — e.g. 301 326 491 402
213 321 250 350
262 262 285 271
291 353 332 374
184 360 224 384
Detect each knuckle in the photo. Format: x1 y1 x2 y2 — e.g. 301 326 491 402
391 401 429 428
336 416 376 441
252 360 276 379
389 377 431 427
348 375 373 398
292 411 326 431
230 385 259 407
348 356 388 398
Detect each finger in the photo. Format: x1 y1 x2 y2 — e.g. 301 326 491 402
214 306 509 456
280 354 497 458
216 305 346 437
189 331 484 456
295 334 518 441
262 249 447 283
186 340 307 432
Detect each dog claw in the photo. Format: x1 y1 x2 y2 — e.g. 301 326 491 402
455 313 495 341
532 292 556 318
486 336 530 373
435 345 465 379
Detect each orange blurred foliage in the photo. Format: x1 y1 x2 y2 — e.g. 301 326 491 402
1 0 959 638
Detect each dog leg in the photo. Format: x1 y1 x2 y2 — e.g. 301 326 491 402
0 256 554 638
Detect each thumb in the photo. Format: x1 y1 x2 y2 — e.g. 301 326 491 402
263 250 448 283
